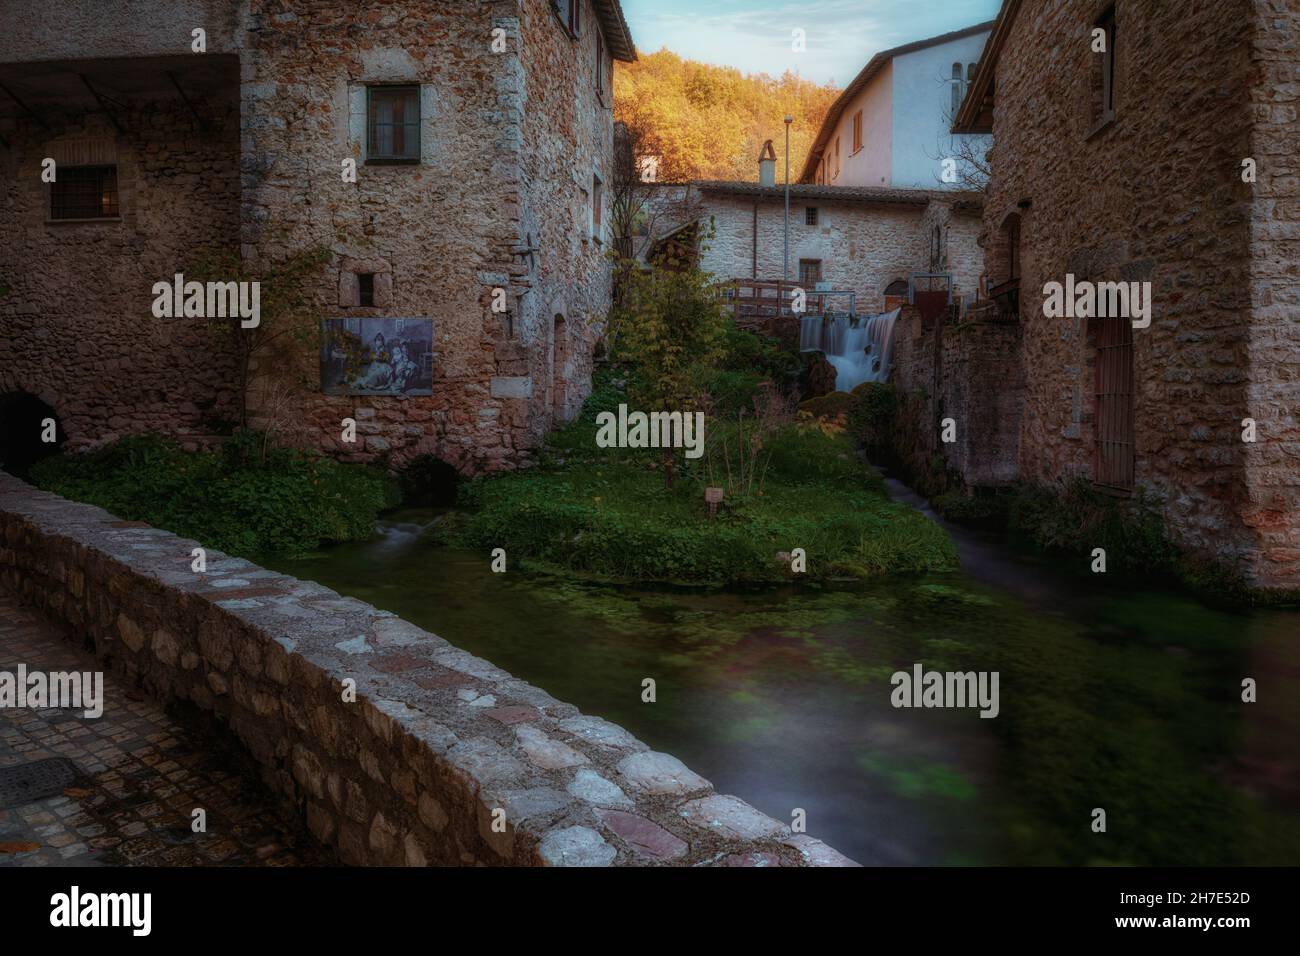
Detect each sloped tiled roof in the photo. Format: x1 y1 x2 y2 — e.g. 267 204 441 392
693 180 983 213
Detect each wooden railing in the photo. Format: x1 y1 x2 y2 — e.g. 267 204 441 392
723 279 856 332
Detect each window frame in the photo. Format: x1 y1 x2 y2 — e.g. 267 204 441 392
556 0 581 38
48 164 120 222
358 273 376 308
798 258 822 288
591 172 603 243
365 84 421 166
851 110 863 154
805 206 819 226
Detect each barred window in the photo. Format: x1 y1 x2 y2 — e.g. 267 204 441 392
367 86 420 163
805 207 818 226
49 165 119 220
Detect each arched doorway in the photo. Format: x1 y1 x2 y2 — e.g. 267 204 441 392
0 392 65 480
552 314 568 422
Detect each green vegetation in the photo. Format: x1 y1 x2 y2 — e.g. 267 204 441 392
443 366 955 586
31 431 397 559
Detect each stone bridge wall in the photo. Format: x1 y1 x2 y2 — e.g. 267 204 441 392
0 473 854 867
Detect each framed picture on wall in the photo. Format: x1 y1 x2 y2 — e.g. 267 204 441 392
321 317 434 396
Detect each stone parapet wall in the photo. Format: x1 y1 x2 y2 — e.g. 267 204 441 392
0 473 855 867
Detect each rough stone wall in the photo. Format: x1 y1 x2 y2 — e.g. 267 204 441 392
0 474 856 866
240 0 614 474
1 0 619 477
981 0 1267 578
890 303 1024 491
1244 0 1300 588
694 191 983 314
0 91 243 451
514 0 616 428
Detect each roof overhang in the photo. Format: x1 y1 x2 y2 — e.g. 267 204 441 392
593 0 637 62
799 20 996 183
952 0 1024 134
694 180 983 214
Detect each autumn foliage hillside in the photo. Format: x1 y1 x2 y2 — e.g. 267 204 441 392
614 49 840 184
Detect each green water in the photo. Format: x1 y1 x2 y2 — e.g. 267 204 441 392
268 511 1300 866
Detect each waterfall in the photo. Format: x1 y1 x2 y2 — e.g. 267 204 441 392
800 307 901 392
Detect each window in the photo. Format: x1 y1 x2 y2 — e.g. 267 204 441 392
1093 315 1134 491
833 137 841 179
596 29 605 98
367 86 420 163
951 62 964 115
798 259 821 287
592 173 603 242
1098 5 1116 118
805 207 818 226
358 273 375 307
50 165 119 220
930 224 943 270
1089 4 1117 128
851 110 863 153
557 0 580 37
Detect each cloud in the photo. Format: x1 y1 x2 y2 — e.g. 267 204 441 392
626 0 998 85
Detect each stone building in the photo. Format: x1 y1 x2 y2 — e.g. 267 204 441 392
678 180 983 317
0 0 635 475
944 0 1299 591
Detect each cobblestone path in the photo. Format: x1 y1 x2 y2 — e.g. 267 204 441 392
0 590 331 867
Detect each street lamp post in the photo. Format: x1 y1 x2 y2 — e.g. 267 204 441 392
783 115 793 285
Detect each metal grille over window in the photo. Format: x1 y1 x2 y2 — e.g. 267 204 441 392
367 87 420 162
1094 316 1135 491
50 165 118 220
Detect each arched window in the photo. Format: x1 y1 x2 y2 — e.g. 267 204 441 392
968 63 977 84
951 62 963 114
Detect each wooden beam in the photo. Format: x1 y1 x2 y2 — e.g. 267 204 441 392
0 82 47 128
78 74 125 134
166 70 207 131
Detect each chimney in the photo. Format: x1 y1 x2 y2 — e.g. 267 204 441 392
758 139 777 187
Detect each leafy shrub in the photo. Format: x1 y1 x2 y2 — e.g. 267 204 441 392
846 382 896 454
797 392 855 420
31 432 397 558
717 324 799 391
1007 479 1178 573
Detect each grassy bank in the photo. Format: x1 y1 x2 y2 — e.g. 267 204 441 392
441 370 956 586
31 431 397 559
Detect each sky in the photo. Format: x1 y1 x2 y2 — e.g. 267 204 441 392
620 0 1003 86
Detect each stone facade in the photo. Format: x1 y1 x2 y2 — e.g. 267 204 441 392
890 302 1024 492
649 182 984 317
946 0 1299 590
0 473 857 866
0 67 244 450
0 0 633 475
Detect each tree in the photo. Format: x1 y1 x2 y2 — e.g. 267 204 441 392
614 49 840 183
608 264 729 487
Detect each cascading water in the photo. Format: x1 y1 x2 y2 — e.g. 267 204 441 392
800 307 901 392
